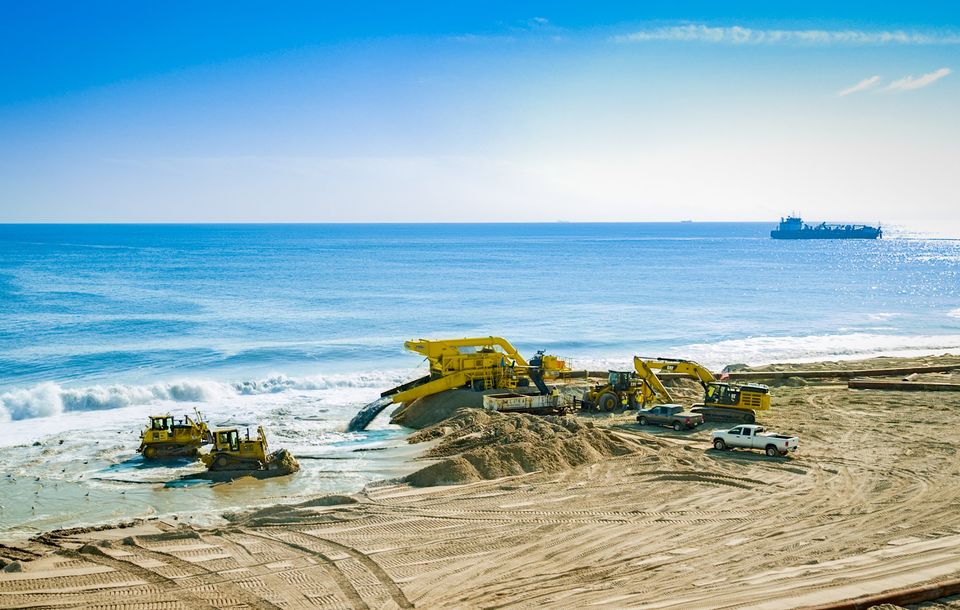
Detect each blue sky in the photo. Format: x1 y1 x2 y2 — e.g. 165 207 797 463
2 2 959 229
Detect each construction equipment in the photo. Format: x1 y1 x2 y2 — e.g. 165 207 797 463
138 411 211 459
634 357 771 423
347 337 569 431
582 371 644 411
200 425 299 474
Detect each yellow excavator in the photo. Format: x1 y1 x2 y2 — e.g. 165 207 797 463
347 337 568 431
138 411 212 459
581 358 770 423
634 357 770 423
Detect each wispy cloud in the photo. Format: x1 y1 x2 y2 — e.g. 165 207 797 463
613 24 960 46
837 75 882 96
885 67 952 91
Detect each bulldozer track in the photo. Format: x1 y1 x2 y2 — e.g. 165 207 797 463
238 529 370 610
284 529 413 609
63 547 218 610
122 537 283 610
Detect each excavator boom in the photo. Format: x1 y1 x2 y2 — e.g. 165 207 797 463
633 356 769 424
635 357 717 386
632 358 676 404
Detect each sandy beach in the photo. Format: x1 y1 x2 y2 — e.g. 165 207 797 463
3 354 960 609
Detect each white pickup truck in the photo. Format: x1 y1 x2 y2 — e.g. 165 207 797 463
711 424 799 457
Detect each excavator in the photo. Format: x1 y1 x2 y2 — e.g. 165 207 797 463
581 358 770 423
138 411 212 459
634 357 770 423
347 337 568 431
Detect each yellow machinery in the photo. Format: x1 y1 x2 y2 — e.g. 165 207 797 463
201 426 270 471
581 367 672 412
347 337 568 431
634 357 771 423
138 412 211 459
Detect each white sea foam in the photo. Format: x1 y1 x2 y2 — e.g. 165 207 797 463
567 333 960 372
0 370 410 422
949 308 960 319
674 332 960 369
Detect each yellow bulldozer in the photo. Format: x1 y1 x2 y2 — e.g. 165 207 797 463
200 425 300 475
201 426 269 470
347 336 569 431
138 411 212 459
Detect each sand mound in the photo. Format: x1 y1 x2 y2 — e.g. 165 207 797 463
224 494 361 527
405 408 642 486
268 448 300 474
390 388 533 429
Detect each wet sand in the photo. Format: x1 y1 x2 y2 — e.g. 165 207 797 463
3 355 960 609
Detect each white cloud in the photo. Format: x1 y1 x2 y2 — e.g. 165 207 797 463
613 24 960 46
885 67 952 91
838 75 882 96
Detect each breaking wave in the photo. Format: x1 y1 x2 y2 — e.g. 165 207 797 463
673 332 960 369
566 332 960 373
0 371 408 422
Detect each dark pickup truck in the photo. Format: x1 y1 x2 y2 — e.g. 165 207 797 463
636 404 704 431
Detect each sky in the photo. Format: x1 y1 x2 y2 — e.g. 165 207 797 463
1 1 959 230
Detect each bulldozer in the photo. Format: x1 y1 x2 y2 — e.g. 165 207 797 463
138 411 212 459
347 337 569 431
202 426 269 471
199 425 300 476
634 357 771 423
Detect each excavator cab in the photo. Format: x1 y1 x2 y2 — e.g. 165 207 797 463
705 383 740 405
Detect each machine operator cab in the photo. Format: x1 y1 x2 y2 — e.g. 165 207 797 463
607 370 633 392
706 382 770 408
150 415 175 433
215 429 242 452
706 383 740 406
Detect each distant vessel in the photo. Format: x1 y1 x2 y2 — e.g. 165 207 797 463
771 216 881 240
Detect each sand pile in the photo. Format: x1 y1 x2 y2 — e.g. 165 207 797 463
268 448 300 474
404 408 642 486
224 494 359 527
391 388 520 429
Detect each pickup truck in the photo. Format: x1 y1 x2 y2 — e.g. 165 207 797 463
636 404 704 431
711 424 799 457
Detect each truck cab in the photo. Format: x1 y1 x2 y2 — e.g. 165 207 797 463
636 404 704 430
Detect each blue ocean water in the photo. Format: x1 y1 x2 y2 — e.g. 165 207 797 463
0 222 959 536
2 222 960 411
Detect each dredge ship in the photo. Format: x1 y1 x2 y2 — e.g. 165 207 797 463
771 216 881 240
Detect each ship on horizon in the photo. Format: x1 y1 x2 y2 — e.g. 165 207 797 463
771 216 882 240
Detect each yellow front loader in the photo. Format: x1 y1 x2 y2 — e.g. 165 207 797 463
138 411 212 459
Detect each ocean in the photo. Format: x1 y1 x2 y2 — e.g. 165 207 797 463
1 222 959 537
